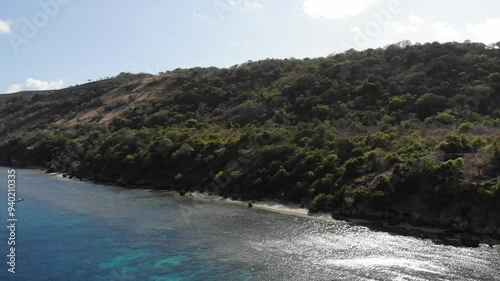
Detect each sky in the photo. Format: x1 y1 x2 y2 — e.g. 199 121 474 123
1 0 499 94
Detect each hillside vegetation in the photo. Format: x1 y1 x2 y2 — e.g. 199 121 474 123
1 41 500 232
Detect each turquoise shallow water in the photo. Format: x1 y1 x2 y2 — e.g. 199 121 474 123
0 167 499 281
0 168 256 281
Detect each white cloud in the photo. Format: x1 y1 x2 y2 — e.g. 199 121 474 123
465 19 500 44
6 84 21 94
0 20 11 34
409 14 425 25
303 0 379 20
430 22 464 42
388 22 420 33
5 78 64 94
428 19 500 44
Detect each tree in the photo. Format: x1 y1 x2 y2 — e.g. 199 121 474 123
437 158 464 186
416 93 445 118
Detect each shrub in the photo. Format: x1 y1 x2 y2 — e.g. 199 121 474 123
436 134 471 154
230 170 243 182
458 122 474 133
437 158 464 185
344 157 364 179
435 111 456 124
311 193 335 211
372 175 390 191
185 118 199 128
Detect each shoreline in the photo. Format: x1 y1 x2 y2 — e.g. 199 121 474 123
47 170 329 219
46 170 321 218
22 168 500 247
157 189 332 220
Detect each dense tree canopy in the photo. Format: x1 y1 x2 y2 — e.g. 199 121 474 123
0 41 499 228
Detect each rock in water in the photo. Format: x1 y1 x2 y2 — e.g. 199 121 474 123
248 202 253 208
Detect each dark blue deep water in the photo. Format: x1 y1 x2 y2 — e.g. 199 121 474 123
0 167 499 281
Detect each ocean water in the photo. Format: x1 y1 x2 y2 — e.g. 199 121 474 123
0 167 499 281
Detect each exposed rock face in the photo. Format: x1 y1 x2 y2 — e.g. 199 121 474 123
330 189 500 239
386 209 400 225
401 213 412 223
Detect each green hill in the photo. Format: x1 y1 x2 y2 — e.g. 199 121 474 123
1 41 499 233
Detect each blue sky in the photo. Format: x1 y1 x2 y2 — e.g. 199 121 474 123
1 0 499 94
